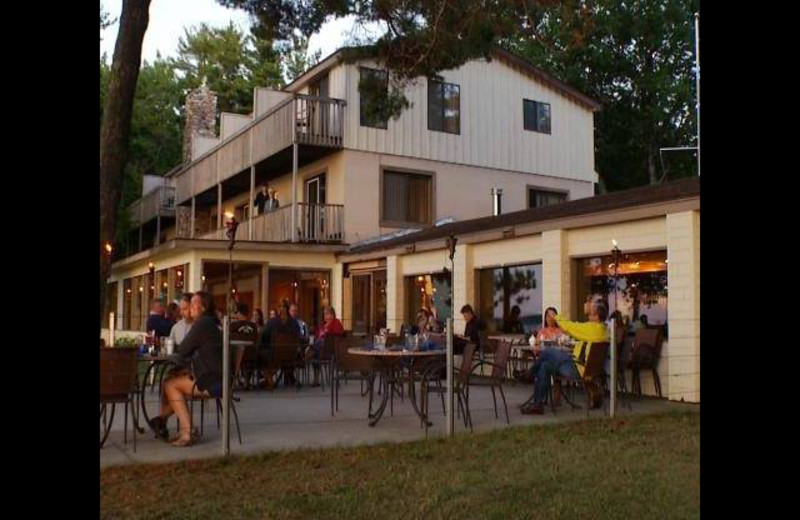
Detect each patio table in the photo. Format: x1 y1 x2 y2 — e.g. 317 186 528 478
348 347 445 427
138 354 179 435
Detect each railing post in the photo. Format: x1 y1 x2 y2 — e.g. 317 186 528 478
222 315 230 456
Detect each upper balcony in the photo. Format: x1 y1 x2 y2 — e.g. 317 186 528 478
173 94 346 206
128 185 176 228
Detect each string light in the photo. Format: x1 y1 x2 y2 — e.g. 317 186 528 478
177 270 182 277
139 287 143 292
104 242 113 254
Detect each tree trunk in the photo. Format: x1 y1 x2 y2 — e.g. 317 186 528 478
100 0 151 329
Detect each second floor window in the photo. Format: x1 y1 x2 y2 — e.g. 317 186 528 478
528 188 567 209
382 170 433 226
523 99 551 134
359 67 389 129
428 79 460 134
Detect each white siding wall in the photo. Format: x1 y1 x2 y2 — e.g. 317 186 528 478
338 58 595 182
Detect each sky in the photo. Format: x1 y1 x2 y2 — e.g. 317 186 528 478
100 0 381 63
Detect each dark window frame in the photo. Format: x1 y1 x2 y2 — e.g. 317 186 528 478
428 78 461 135
523 99 552 134
526 186 569 209
359 66 389 129
379 166 436 228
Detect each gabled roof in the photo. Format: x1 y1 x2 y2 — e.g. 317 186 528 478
284 45 601 111
345 177 700 255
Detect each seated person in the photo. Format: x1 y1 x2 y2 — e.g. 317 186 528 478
258 300 300 388
305 306 344 386
521 298 609 415
503 305 523 334
169 293 194 346
533 306 563 345
147 291 223 447
454 304 482 355
146 299 173 338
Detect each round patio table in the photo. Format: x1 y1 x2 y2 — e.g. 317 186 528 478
348 348 445 427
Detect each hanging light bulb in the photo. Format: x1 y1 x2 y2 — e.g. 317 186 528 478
177 270 182 277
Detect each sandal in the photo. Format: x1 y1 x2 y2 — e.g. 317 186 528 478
171 436 194 447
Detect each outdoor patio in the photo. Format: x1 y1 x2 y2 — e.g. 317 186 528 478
100 379 696 468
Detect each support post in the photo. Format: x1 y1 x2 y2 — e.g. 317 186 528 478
291 143 298 243
190 197 196 238
249 165 255 240
156 215 161 247
695 13 700 177
446 318 454 437
610 324 616 418
217 183 223 230
222 315 230 456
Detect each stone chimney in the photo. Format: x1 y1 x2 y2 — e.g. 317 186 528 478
183 79 218 163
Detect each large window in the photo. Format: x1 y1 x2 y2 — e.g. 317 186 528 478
428 79 460 134
406 273 452 330
528 188 567 209
382 169 433 226
359 67 389 129
523 99 551 134
477 263 543 335
350 270 387 335
573 250 668 336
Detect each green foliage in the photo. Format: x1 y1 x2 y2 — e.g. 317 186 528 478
279 32 322 83
174 22 284 115
505 0 699 189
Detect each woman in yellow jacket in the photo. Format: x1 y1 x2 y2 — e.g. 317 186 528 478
521 297 609 415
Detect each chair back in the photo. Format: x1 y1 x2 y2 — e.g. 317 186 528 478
583 342 609 380
272 331 300 364
633 328 663 361
335 336 374 372
319 335 336 361
100 347 138 398
482 337 499 355
458 343 477 384
490 341 512 380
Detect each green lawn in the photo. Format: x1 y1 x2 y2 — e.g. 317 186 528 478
100 410 699 519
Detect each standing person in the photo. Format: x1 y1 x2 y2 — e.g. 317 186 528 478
305 306 344 386
258 300 301 388
521 299 609 415
169 293 194 346
253 184 270 215
289 303 310 344
166 302 180 324
148 291 223 447
146 299 173 338
265 188 280 212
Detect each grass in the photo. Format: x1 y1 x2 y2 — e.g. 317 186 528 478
100 409 699 519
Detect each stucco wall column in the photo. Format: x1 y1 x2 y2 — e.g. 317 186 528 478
452 243 473 333
666 211 700 402
386 255 404 332
542 229 571 318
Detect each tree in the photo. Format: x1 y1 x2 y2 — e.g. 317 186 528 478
506 0 699 189
100 0 151 328
174 22 283 115
279 32 322 83
217 0 562 118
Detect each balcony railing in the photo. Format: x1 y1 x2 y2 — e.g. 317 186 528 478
174 95 346 205
188 203 344 244
128 186 176 227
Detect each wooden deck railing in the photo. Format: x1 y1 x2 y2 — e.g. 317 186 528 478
128 186 176 226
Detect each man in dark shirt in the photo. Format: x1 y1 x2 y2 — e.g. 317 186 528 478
258 301 301 387
253 184 270 214
146 299 173 338
455 304 483 355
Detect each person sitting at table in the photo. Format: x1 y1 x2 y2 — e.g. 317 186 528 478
148 291 223 447
169 293 194 346
251 308 265 333
536 307 563 344
416 307 436 333
290 302 310 344
166 302 180 325
304 306 344 386
503 305 523 334
453 304 483 355
146 299 173 338
521 298 609 415
259 300 301 388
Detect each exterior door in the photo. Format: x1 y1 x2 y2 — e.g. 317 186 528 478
308 75 330 136
305 175 326 240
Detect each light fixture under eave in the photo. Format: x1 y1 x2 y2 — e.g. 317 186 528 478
105 242 113 254
177 270 182 277
612 239 618 247
224 211 235 221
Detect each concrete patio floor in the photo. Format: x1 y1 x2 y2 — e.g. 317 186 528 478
100 379 697 469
